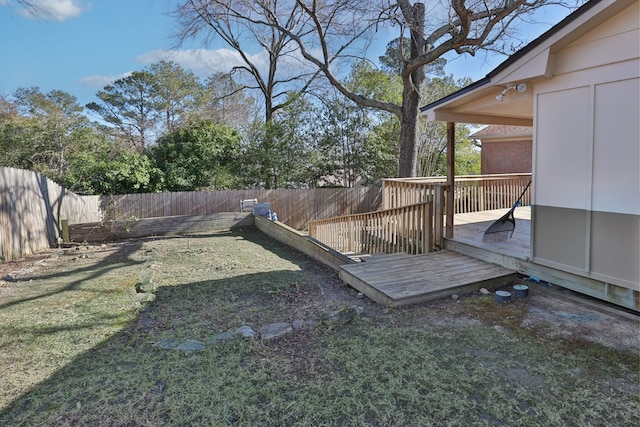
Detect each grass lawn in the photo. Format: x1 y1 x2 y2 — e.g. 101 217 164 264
0 228 638 426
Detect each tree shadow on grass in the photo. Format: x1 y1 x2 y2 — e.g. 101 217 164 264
0 226 308 311
1 227 639 427
0 228 351 426
0 269 339 426
175 226 316 262
0 240 145 310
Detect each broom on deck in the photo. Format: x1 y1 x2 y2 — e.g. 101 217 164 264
482 181 531 243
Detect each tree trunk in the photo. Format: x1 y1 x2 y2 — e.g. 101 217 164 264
398 2 426 178
265 96 273 123
398 92 420 177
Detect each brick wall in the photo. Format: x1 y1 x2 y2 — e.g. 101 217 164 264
481 139 532 174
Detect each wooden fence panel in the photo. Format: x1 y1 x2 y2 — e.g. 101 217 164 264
0 167 101 261
101 187 383 230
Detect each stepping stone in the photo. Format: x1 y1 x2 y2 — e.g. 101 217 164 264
234 326 255 338
324 305 364 324
176 339 205 352
292 319 317 331
207 331 235 345
259 323 293 340
153 337 182 350
134 293 156 303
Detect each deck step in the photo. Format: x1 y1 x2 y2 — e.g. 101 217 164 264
344 252 414 263
339 250 518 306
361 252 415 263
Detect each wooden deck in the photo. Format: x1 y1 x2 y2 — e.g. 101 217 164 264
450 206 531 260
339 250 518 306
445 207 639 311
337 207 531 306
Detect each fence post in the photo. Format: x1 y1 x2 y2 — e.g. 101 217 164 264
61 219 70 243
424 202 433 253
434 185 444 249
348 216 353 253
0 210 4 261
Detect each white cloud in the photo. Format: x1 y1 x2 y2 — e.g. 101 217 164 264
79 47 273 91
136 46 326 84
78 72 132 88
79 45 322 94
13 0 90 21
136 48 270 77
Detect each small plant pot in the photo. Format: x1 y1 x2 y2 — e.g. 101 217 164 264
513 284 529 299
494 290 511 303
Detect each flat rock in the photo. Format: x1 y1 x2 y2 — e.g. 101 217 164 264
207 331 235 345
135 282 157 293
352 306 364 316
259 323 293 340
556 311 600 323
234 325 255 338
153 337 182 350
134 293 156 303
324 306 364 324
292 319 317 331
176 339 205 352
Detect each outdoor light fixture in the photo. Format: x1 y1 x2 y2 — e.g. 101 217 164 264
495 83 527 102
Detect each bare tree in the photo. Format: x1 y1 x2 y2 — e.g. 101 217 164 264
176 0 576 177
200 72 260 131
12 0 80 20
176 0 323 122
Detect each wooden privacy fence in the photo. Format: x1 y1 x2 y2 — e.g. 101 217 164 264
0 167 101 261
101 187 382 230
0 169 528 260
308 202 434 255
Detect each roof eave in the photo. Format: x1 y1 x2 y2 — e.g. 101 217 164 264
429 111 533 126
420 0 621 123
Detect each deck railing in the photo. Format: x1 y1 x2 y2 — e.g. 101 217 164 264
308 201 433 255
309 174 531 256
382 174 531 212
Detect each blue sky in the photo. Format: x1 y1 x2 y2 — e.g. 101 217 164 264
0 0 576 108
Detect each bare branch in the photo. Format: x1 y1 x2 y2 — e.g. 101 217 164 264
175 0 581 176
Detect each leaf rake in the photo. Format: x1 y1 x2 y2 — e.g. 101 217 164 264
482 181 531 243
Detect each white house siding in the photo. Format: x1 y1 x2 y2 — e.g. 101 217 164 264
532 2 640 291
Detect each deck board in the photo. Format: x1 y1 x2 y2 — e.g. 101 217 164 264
339 250 517 306
335 206 637 311
337 208 530 307
452 207 531 259
353 256 498 283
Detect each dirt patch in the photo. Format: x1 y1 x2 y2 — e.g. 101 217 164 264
520 287 639 353
0 252 55 280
